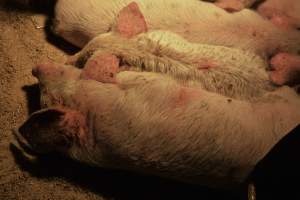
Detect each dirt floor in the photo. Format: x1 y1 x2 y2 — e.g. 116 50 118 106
0 1 248 200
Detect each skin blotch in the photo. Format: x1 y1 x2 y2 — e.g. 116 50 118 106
173 87 201 107
60 109 88 145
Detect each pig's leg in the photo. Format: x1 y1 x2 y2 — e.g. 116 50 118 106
269 53 300 85
80 52 120 83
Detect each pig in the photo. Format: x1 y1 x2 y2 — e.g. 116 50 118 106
257 0 300 30
66 30 275 100
15 61 300 189
52 0 300 57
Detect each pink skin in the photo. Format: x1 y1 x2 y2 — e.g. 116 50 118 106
257 0 300 30
270 15 294 30
81 53 120 83
116 2 148 38
269 53 300 86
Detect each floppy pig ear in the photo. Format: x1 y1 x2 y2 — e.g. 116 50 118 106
115 2 148 38
17 107 83 154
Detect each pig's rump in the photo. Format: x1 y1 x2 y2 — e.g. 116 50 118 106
18 66 300 188
68 31 274 100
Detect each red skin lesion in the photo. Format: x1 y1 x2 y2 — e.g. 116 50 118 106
59 109 88 145
193 59 218 70
173 87 201 108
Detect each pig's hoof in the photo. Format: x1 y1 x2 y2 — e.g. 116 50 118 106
269 53 300 85
214 0 244 12
81 53 119 83
269 70 290 86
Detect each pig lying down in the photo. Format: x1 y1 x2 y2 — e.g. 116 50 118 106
53 0 300 58
16 58 300 188
67 30 275 100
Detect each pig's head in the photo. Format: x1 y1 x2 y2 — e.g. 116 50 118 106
15 60 117 163
14 62 87 155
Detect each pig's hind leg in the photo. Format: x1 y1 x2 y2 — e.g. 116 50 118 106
269 53 300 86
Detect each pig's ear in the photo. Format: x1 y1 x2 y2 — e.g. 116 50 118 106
16 107 85 154
115 2 148 38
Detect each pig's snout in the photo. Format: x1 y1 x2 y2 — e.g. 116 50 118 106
32 63 64 78
33 63 81 81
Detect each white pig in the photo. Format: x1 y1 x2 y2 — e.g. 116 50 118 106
16 61 300 189
66 30 274 100
52 0 300 57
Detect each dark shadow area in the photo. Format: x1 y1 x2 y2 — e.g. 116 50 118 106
250 0 266 10
22 84 41 115
44 18 80 55
249 124 300 199
1 0 56 16
10 143 247 200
